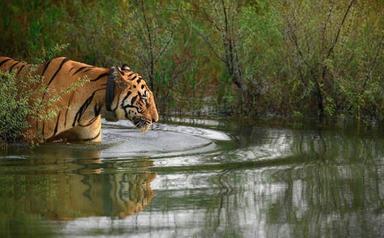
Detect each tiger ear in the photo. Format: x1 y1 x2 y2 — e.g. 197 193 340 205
117 64 130 75
121 64 130 71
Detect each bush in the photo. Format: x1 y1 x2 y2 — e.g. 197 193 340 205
0 71 31 143
0 70 89 144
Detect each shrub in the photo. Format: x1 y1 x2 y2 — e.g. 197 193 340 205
0 60 88 144
0 71 31 143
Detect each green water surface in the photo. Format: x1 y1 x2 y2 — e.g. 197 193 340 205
0 118 383 238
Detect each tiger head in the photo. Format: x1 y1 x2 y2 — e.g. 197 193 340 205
106 65 159 131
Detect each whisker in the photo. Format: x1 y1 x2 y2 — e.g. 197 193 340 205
132 116 152 131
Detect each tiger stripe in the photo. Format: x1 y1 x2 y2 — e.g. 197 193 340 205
16 64 26 76
0 56 159 143
47 58 69 85
91 72 109 82
73 66 89 75
82 130 101 142
41 59 52 76
53 111 62 137
8 62 20 72
0 58 11 68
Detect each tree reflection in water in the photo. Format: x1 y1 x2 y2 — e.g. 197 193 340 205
0 123 384 237
206 129 384 237
132 127 384 238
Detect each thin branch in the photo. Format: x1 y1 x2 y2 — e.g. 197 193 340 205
286 18 312 70
192 2 223 33
154 31 174 63
221 0 234 72
191 23 226 63
139 0 155 88
286 16 320 99
140 0 153 53
326 0 356 58
362 36 384 90
321 1 335 51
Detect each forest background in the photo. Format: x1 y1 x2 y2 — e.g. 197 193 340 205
1 0 384 124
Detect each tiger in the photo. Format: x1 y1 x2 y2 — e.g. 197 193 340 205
0 56 159 143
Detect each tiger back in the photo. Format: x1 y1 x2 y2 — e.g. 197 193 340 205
0 56 159 143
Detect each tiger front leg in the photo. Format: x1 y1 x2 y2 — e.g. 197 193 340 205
49 116 102 143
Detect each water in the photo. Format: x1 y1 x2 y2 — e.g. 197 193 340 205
0 118 383 238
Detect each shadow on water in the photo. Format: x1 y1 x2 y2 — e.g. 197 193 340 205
0 119 383 237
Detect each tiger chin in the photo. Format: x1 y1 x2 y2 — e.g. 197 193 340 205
0 56 159 143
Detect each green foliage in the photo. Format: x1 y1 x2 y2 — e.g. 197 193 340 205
0 71 30 142
0 0 383 122
0 43 88 144
0 70 88 144
35 43 70 64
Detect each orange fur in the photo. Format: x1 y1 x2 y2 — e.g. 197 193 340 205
0 56 159 143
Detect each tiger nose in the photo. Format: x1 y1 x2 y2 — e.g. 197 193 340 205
152 114 159 123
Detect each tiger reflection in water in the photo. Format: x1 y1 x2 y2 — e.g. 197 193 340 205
0 146 155 220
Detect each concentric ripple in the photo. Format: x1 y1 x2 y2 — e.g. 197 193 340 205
101 120 231 159
0 120 233 174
